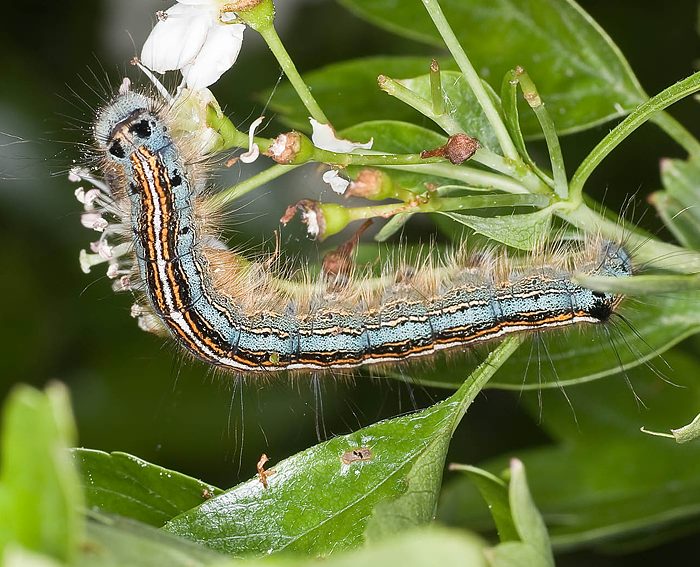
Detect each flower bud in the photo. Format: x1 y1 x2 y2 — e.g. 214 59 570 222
225 0 275 31
280 200 350 240
265 131 316 164
346 169 395 200
420 133 480 165
170 88 225 156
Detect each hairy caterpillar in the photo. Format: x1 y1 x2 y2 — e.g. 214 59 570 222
76 85 632 374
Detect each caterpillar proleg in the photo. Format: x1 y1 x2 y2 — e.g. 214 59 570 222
77 86 633 374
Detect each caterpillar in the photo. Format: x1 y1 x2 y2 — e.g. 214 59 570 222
75 84 632 374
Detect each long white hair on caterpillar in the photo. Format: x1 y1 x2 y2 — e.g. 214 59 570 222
71 79 640 380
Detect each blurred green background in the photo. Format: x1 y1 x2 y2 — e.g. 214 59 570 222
0 1 698 564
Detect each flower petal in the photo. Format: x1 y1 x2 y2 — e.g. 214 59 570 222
322 170 350 195
310 118 373 153
141 5 212 74
181 23 245 89
240 116 264 163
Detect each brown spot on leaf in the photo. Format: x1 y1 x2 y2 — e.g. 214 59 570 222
341 447 372 465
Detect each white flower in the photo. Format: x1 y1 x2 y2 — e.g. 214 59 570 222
141 0 245 90
322 170 350 195
310 118 373 153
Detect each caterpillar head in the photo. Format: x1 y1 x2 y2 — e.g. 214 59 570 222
94 91 167 163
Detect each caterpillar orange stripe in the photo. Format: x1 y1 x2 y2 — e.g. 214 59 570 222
76 86 632 374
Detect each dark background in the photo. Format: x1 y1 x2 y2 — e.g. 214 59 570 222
0 1 698 564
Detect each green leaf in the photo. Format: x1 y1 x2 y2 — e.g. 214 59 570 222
267 56 457 132
164 402 454 556
74 514 489 567
0 384 83 563
343 120 447 153
362 426 449 542
670 412 700 443
451 462 552 567
449 466 518 542
487 542 550 567
163 340 520 557
312 528 488 567
339 0 646 136
399 71 499 152
73 449 222 527
649 157 700 250
438 208 552 251
569 71 700 201
2 546 64 567
439 350 700 549
508 460 553 566
500 71 539 175
75 513 231 567
640 412 700 445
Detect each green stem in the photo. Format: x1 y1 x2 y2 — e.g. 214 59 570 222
208 164 299 210
207 108 451 168
346 193 550 222
575 272 700 295
516 68 568 199
651 111 700 158
474 149 548 194
500 69 555 189
256 24 329 124
420 0 518 160
451 337 523 426
207 105 272 152
384 163 529 194
430 59 445 115
378 74 463 134
313 147 446 167
374 214 412 241
640 428 677 440
561 203 700 273
378 75 547 194
570 71 700 202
